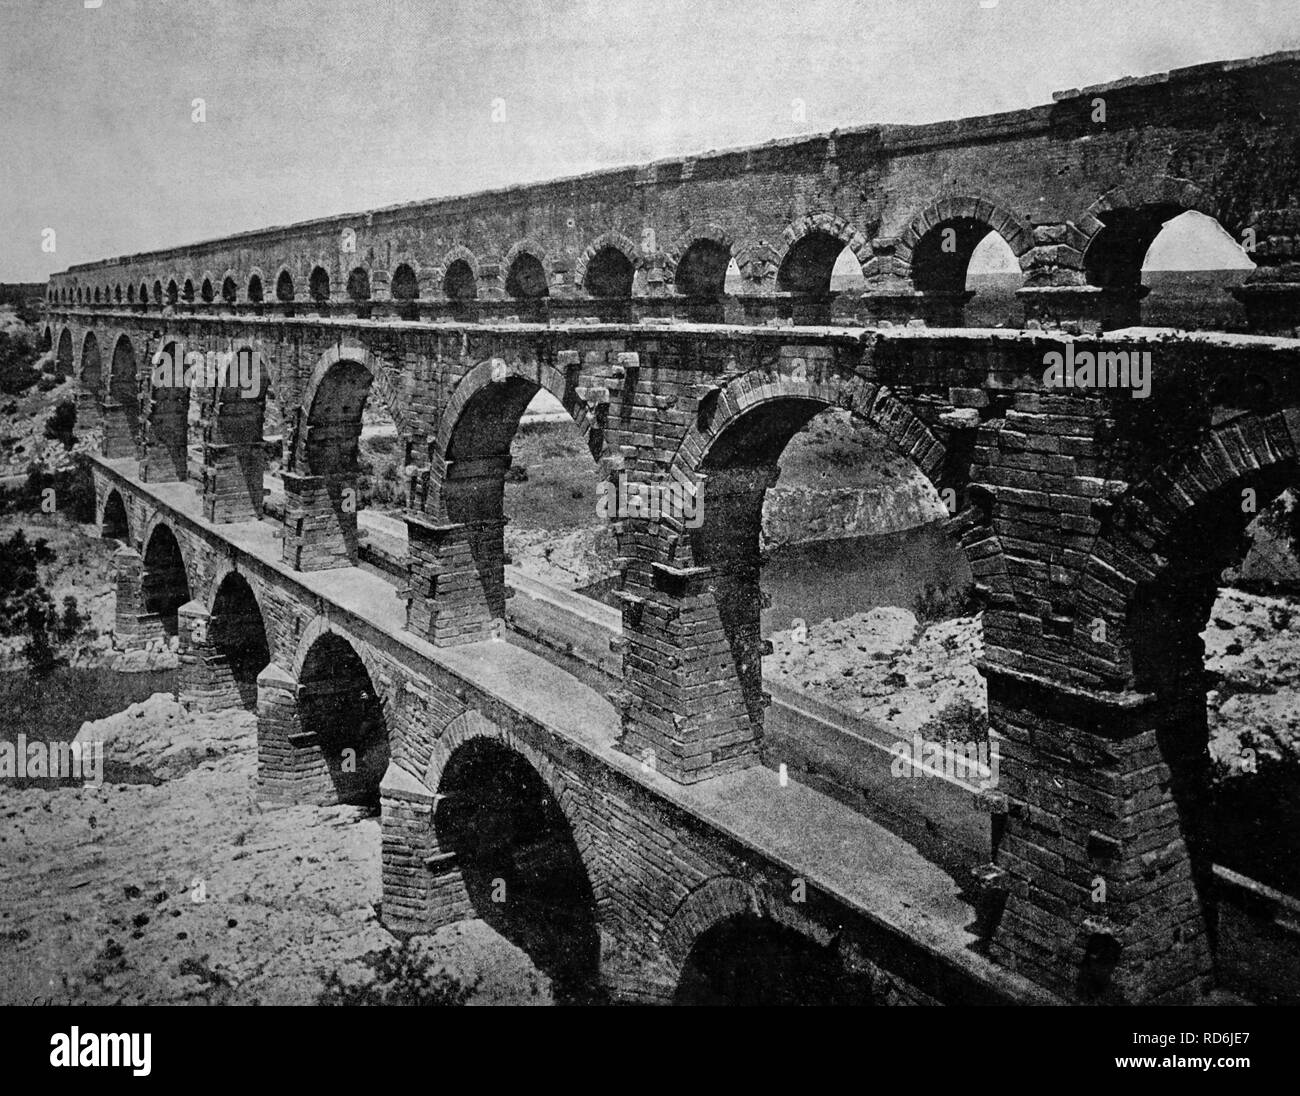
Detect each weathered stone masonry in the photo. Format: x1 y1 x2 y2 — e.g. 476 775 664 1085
51 48 1300 1004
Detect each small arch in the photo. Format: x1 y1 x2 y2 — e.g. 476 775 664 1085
896 197 1032 284
200 277 214 303
275 268 295 302
247 272 264 304
221 275 238 305
775 214 866 297
346 266 371 301
777 233 853 296
166 279 179 306
389 262 419 319
308 266 331 303
674 237 733 300
583 244 635 298
93 287 102 304
152 280 163 305
138 282 149 308
181 278 195 303
1080 177 1220 290
504 250 549 299
442 259 477 301
390 262 419 300
114 285 123 304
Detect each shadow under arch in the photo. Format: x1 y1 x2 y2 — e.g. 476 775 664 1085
432 733 603 1003
658 875 871 1005
296 629 389 807
100 488 129 541
208 570 271 711
141 522 191 636
1075 409 1300 996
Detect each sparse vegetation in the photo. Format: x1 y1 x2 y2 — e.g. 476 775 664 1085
0 328 41 395
0 528 90 675
317 939 477 1006
919 696 989 746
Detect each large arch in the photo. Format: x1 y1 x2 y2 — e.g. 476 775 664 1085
1029 408 1300 999
140 522 191 637
55 327 73 378
425 357 601 630
297 344 406 448
142 339 189 482
206 570 271 711
298 356 373 474
294 627 389 807
99 488 129 541
645 370 974 772
78 330 103 398
661 877 862 1005
422 711 604 1002
286 346 388 565
104 334 142 460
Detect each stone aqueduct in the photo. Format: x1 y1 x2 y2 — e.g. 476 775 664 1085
42 51 1300 1003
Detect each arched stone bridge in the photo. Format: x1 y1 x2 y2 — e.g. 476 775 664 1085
47 51 1300 335
42 48 1300 1005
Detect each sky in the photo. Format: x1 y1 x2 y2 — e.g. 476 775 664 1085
2 0 1296 281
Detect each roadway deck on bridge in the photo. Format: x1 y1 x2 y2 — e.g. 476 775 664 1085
98 455 1057 1003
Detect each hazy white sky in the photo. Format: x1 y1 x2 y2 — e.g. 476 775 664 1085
2 0 1295 280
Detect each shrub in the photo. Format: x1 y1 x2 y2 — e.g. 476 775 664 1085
920 696 989 746
0 330 40 394
44 400 77 447
317 940 476 1006
914 581 977 623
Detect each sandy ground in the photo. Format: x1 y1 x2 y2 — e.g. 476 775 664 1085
765 589 1300 768
0 694 551 1006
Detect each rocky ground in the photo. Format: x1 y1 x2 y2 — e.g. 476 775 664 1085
5 342 1300 1002
0 694 550 1006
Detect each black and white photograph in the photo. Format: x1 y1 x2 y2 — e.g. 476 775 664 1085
2 0 1299 1066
